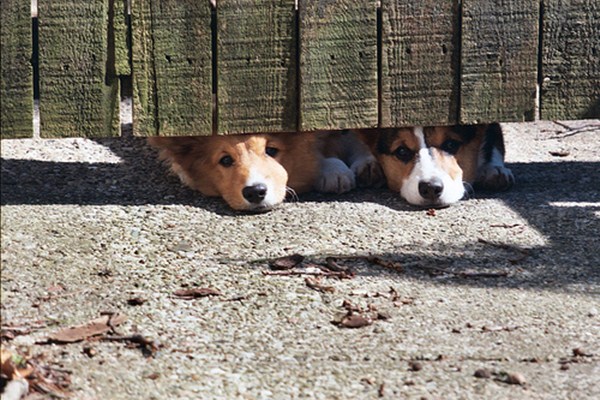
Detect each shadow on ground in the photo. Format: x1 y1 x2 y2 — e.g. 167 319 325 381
2 137 599 291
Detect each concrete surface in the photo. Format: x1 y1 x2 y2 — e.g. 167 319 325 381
1 120 599 399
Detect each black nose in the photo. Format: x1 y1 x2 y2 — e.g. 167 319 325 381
242 184 267 204
418 179 444 201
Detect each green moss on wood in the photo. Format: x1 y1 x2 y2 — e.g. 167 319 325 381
381 0 459 127
460 0 538 124
300 0 378 131
132 0 212 136
218 0 297 134
38 0 119 137
1 0 33 139
541 0 600 120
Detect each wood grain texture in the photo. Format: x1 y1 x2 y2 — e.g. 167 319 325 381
114 0 130 76
218 0 297 134
132 0 212 136
300 0 378 131
541 0 599 119
460 0 539 124
1 0 33 138
38 0 119 137
131 0 156 135
381 0 459 127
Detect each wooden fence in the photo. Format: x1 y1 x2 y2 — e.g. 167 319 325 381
1 0 598 139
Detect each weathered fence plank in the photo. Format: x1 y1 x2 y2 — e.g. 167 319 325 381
218 0 297 134
299 0 378 131
0 0 33 139
460 0 539 124
114 0 130 76
381 0 459 127
132 0 212 136
541 0 599 120
38 0 119 137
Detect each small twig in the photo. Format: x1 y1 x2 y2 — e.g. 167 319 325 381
401 263 509 278
262 269 348 278
100 334 153 346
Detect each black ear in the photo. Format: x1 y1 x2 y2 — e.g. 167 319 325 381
375 129 399 156
481 123 505 158
355 129 380 152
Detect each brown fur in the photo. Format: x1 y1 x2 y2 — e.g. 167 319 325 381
149 132 320 211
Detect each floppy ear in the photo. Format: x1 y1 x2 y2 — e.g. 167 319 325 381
354 129 380 152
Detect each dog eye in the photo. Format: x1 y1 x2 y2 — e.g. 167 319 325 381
219 155 234 167
441 139 462 155
393 146 414 163
265 147 279 157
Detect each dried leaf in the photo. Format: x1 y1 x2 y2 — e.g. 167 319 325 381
173 288 222 299
338 314 372 329
474 368 492 379
47 314 126 343
408 361 423 371
127 297 147 306
270 254 304 270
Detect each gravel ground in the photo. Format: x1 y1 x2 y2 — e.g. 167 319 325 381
1 120 599 399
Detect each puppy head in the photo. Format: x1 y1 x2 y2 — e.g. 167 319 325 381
149 134 289 212
361 126 482 207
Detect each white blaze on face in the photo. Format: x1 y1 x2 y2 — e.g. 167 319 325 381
244 167 281 209
401 127 465 206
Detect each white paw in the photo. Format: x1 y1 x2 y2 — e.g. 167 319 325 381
316 158 356 194
350 155 385 188
476 164 515 191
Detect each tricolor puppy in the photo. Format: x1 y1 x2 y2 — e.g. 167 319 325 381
359 124 514 208
149 131 380 212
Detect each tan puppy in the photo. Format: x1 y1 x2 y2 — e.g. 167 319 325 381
149 131 381 212
359 124 514 208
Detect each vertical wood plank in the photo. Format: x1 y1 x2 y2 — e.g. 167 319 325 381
0 0 33 138
541 0 599 120
381 0 459 127
38 0 119 137
132 0 212 136
131 0 156 135
218 0 297 134
299 0 378 131
460 0 539 124
114 0 131 76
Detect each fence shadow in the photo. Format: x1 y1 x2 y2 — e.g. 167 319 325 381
2 136 599 290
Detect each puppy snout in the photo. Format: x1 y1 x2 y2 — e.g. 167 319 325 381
242 184 268 204
418 179 444 201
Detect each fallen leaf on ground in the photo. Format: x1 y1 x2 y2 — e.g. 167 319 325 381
173 288 222 299
270 254 304 270
494 371 527 385
127 297 147 306
46 313 126 343
549 150 570 157
2 347 72 399
101 334 158 358
408 361 423 371
337 314 372 329
1 347 34 380
474 368 492 379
